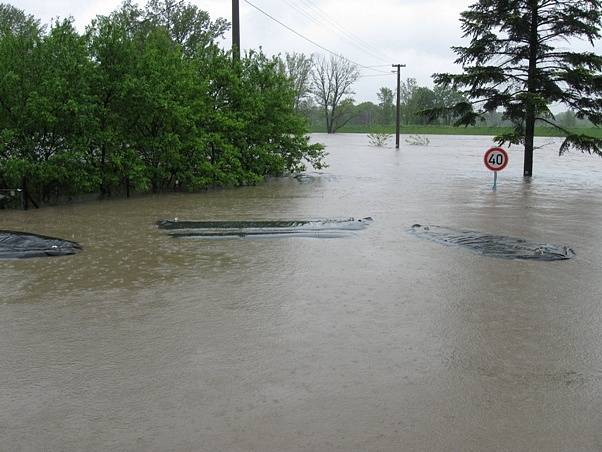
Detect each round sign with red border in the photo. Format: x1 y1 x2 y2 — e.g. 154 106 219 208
484 147 509 172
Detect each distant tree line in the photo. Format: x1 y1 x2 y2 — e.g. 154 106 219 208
346 81 468 128
279 52 476 132
281 52 597 134
281 53 492 133
0 1 325 204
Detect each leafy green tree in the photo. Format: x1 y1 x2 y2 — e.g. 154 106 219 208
84 0 323 194
145 0 229 55
399 78 418 124
431 0 602 176
433 85 465 125
349 101 380 126
377 87 394 125
407 87 436 125
0 3 40 37
556 111 578 129
311 54 360 133
278 52 313 111
1 1 324 204
0 15 95 200
0 16 40 192
229 51 325 178
85 2 149 195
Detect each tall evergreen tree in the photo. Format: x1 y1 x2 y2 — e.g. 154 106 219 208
430 0 602 176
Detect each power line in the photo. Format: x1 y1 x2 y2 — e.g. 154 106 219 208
297 0 396 63
358 74 396 78
277 0 390 65
279 0 320 26
297 0 393 63
241 0 390 74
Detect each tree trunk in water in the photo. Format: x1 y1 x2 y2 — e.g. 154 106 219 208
524 0 538 178
99 145 109 197
21 176 28 211
524 112 535 177
329 105 336 134
324 106 330 134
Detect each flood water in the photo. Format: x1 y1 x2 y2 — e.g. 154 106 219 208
2 134 602 451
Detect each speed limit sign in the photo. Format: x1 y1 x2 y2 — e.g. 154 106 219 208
484 147 508 191
484 147 509 172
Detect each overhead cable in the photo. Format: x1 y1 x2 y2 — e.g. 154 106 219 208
297 0 396 63
242 0 390 74
278 0 391 65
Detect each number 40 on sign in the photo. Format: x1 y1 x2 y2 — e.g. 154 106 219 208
484 147 508 191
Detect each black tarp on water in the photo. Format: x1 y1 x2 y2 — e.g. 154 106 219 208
158 217 373 239
0 231 82 259
410 224 575 261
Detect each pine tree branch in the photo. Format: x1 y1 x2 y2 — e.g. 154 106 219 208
535 116 572 134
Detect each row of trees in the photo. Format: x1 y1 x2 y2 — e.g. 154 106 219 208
0 1 325 204
279 52 467 132
277 52 361 133
285 51 596 133
306 86 593 131
347 82 467 128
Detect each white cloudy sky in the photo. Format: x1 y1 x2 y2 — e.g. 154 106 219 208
6 0 602 103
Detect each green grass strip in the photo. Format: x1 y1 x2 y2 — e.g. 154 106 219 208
309 124 602 138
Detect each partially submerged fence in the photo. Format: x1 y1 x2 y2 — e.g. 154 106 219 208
0 188 39 210
0 189 23 209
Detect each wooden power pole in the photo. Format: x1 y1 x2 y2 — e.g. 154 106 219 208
232 0 240 61
392 64 406 149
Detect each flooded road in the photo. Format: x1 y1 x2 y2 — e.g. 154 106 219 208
2 134 602 451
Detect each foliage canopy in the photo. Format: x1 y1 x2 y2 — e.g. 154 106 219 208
0 1 325 203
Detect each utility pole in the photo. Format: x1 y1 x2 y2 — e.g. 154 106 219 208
232 0 240 61
392 64 406 149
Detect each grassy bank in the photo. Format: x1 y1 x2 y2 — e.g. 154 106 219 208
309 124 602 138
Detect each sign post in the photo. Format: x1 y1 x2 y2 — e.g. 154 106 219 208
483 147 509 191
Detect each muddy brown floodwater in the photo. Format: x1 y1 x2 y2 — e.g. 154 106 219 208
2 134 602 451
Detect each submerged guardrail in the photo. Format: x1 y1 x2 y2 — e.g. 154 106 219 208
157 217 373 239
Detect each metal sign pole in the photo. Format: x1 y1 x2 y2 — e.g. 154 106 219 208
493 171 498 191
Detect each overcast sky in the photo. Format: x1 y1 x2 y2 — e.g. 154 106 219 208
6 0 602 103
